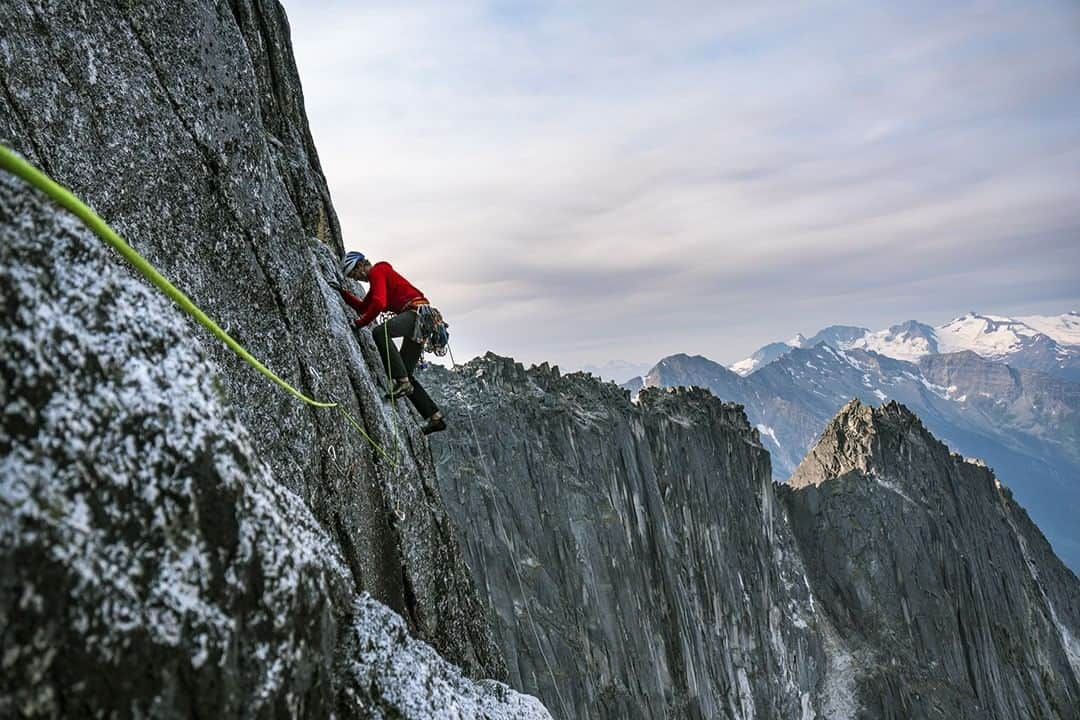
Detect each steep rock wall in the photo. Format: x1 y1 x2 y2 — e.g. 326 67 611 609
429 358 1080 719
428 354 826 719
0 0 501 677
0 173 548 717
781 400 1080 719
636 347 1080 573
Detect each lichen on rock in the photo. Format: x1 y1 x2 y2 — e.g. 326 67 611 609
1 0 505 690
0 169 548 717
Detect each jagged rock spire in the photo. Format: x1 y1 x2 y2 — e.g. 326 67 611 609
789 398 929 489
781 399 1080 717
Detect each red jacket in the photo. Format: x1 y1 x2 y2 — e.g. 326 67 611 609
342 261 427 327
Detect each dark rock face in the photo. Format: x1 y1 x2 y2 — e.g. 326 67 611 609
0 0 504 680
428 354 827 719
781 400 1080 719
1 171 345 717
430 356 1080 719
0 175 548 717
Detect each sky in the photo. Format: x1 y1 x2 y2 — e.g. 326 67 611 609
281 0 1080 371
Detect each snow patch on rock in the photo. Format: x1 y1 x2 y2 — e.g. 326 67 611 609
343 595 552 719
0 173 546 717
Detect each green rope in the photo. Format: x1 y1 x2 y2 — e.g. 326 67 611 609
0 144 394 466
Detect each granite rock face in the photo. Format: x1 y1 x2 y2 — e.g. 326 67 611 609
428 354 827 719
5 2 1078 718
635 347 1080 572
0 0 504 680
781 400 1080 719
0 174 548 717
429 357 1080 719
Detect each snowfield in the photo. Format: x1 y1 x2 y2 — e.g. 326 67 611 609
731 311 1079 373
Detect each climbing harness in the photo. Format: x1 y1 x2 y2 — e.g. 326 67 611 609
375 304 446 391
447 344 572 720
0 144 395 466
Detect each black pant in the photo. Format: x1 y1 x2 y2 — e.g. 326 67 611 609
371 311 439 419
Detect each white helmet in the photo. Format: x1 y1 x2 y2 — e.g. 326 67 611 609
341 251 366 276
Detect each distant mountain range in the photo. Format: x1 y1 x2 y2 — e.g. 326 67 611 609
623 312 1080 572
731 312 1080 381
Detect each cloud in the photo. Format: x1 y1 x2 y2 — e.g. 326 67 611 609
282 0 1080 367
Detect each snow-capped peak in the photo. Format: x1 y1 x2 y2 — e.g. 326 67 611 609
731 339 805 376
730 357 759 376
936 313 1041 357
729 310 1078 379
1015 312 1080 347
848 320 937 362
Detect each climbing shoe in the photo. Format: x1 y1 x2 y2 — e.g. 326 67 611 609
385 379 414 400
421 416 447 435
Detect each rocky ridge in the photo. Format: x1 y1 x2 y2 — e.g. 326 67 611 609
428 354 825 719
428 355 1080 719
782 399 1080 719
634 347 1080 572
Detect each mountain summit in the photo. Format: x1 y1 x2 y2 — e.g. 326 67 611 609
781 399 1080 717
732 312 1080 381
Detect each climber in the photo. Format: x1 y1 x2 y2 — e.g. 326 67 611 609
333 251 448 435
